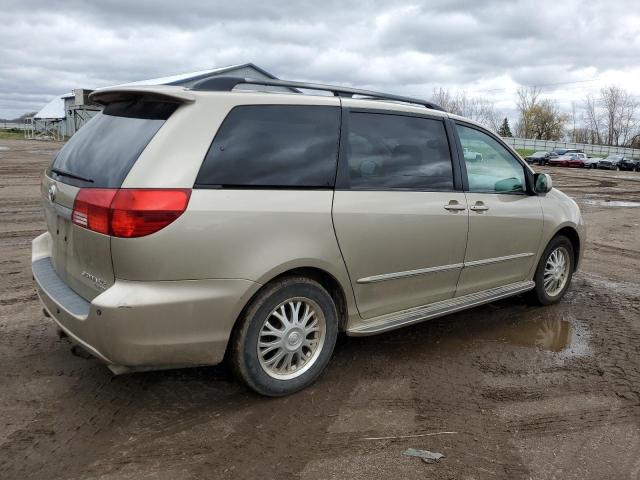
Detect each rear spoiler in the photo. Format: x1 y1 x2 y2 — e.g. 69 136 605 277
89 86 196 106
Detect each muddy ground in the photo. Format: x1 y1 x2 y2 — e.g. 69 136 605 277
1 138 639 479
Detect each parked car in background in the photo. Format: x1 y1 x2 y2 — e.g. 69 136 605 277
525 151 558 165
31 77 585 396
553 148 582 156
598 154 624 170
584 157 600 169
550 153 590 168
618 157 640 172
567 153 588 168
549 153 576 167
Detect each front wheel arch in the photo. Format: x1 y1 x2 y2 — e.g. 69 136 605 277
552 226 581 272
527 235 575 305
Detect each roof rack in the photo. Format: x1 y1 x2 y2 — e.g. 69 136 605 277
190 76 446 112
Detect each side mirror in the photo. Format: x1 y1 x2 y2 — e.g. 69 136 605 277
534 173 552 194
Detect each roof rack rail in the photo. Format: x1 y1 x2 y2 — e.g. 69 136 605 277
190 76 446 112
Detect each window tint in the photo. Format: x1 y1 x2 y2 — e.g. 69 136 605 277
50 100 177 188
196 105 340 188
456 124 526 193
346 113 454 190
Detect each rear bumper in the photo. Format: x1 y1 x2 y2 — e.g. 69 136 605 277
32 232 261 371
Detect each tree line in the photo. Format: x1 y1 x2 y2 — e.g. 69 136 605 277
431 86 640 148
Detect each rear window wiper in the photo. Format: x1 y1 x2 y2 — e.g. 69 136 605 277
50 168 94 183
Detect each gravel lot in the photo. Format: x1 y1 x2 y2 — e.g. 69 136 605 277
1 138 639 479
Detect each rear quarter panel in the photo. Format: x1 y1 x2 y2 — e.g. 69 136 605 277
113 91 358 314
110 189 358 320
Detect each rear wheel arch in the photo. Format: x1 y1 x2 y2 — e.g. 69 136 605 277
227 269 343 395
278 267 349 331
226 266 349 358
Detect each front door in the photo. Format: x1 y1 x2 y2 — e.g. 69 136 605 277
454 123 543 296
332 108 468 319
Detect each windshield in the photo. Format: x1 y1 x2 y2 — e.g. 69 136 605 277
49 99 178 188
532 151 546 157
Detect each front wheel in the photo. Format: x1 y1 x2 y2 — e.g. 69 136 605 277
230 276 338 396
527 236 575 305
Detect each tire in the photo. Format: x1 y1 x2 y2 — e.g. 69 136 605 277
527 236 575 306
230 276 338 396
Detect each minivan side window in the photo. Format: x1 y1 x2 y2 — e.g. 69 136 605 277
456 124 526 194
346 113 454 190
196 105 340 188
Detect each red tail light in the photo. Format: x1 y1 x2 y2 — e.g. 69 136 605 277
71 189 117 235
72 189 191 238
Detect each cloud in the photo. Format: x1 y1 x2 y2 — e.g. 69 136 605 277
1 0 639 118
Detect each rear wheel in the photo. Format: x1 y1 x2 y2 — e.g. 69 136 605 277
527 236 575 305
230 276 338 396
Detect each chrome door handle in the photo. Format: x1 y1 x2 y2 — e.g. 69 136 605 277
444 201 466 211
470 202 489 212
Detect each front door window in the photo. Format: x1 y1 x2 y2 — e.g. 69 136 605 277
456 124 525 194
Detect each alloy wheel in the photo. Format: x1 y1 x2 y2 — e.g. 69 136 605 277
543 246 570 297
257 297 326 380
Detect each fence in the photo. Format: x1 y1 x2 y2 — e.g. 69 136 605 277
502 137 640 159
22 118 65 141
0 122 27 130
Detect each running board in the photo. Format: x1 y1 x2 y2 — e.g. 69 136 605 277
346 281 535 336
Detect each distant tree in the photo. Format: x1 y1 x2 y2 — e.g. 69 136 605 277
431 88 502 132
600 86 638 146
579 87 639 147
515 87 566 140
498 118 512 137
0 112 36 123
530 101 567 140
515 87 541 138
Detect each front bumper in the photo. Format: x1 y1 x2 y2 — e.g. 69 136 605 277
32 232 261 372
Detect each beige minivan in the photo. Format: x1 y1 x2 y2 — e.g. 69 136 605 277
32 77 585 396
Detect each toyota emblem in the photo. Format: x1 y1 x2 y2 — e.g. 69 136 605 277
47 184 57 203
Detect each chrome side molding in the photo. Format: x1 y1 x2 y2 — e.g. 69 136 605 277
357 262 463 284
463 252 534 268
356 253 535 284
347 281 535 336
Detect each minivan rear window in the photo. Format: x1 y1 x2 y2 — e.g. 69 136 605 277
49 99 178 188
195 105 340 188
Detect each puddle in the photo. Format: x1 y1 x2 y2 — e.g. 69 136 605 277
0 146 9 151
577 198 640 208
475 317 590 357
485 318 573 352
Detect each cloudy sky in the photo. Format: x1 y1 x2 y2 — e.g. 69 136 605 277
1 0 639 119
